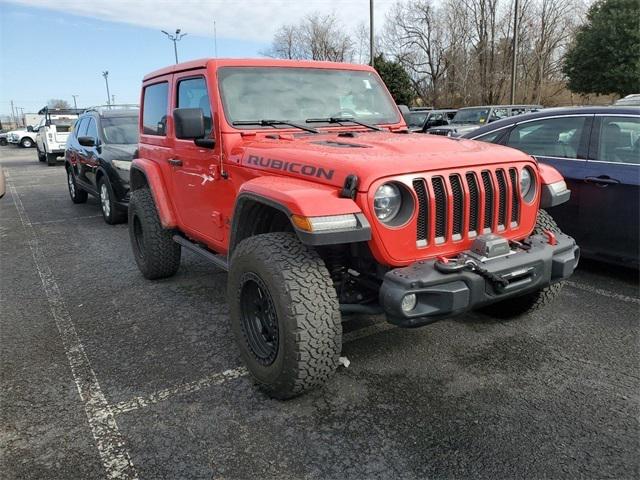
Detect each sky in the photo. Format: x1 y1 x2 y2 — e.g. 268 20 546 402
0 0 398 118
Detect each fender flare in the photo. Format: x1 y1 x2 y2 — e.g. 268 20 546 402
230 176 370 251
537 162 571 208
129 158 178 228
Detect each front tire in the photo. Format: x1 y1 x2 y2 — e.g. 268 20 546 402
98 177 126 225
20 138 34 148
66 167 88 204
128 187 181 279
228 232 342 399
482 209 565 318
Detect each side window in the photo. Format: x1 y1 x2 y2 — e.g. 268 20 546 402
85 118 98 139
475 129 507 144
75 118 87 137
489 108 508 122
597 116 640 164
142 82 169 136
177 77 213 136
506 117 587 159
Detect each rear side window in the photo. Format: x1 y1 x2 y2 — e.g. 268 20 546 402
143 82 169 136
506 117 587 159
177 77 213 136
597 116 640 164
85 118 98 139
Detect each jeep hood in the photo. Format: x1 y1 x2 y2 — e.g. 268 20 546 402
236 130 533 191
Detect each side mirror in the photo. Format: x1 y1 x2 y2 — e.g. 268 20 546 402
173 108 215 149
27 125 34 132
78 136 96 147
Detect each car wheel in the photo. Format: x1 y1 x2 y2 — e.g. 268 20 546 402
98 177 126 225
46 153 58 166
481 209 565 318
228 232 342 399
21 138 34 148
128 187 181 279
37 147 46 162
66 167 88 204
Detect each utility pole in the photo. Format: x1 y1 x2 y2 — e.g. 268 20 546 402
213 20 218 57
102 71 111 108
72 94 79 111
510 0 519 104
19 108 25 126
161 29 187 64
10 100 16 127
369 0 375 67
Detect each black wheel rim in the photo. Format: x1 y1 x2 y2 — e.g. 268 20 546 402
239 273 279 365
133 215 145 258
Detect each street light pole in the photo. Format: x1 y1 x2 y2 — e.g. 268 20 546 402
369 0 375 67
510 0 519 104
72 95 79 111
161 29 187 64
102 71 111 108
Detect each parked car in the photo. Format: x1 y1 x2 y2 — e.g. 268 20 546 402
36 107 79 165
126 58 578 399
407 109 458 133
428 104 542 137
464 106 640 267
7 126 38 148
65 106 139 224
614 94 640 106
0 131 8 146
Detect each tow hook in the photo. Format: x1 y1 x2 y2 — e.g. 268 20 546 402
543 229 558 246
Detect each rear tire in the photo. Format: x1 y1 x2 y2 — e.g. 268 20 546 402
37 147 46 162
66 167 88 204
128 187 181 279
98 177 126 225
228 232 342 399
20 138 34 148
46 153 58 166
482 209 565 318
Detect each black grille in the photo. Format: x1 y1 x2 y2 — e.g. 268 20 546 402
450 175 464 237
496 169 507 228
413 179 428 243
481 171 494 230
509 168 520 225
428 130 451 136
466 172 480 233
432 177 447 241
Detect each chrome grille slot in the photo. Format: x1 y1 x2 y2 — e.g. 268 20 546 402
496 169 507 230
481 171 494 231
432 177 447 243
509 168 520 226
413 179 429 246
450 174 464 240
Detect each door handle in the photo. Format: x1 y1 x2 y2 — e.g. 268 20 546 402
168 158 183 167
584 175 620 186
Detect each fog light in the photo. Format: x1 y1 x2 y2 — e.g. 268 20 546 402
401 293 417 312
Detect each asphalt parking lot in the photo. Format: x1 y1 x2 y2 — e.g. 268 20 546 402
1 145 638 480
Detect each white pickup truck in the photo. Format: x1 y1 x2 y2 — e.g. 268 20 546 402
7 126 38 148
35 108 79 166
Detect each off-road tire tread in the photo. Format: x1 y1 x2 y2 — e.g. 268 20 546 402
128 187 180 279
229 232 341 399
483 209 564 318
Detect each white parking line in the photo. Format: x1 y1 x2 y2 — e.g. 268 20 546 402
566 280 640 305
8 184 139 480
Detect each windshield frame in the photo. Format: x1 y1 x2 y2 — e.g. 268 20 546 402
216 66 402 131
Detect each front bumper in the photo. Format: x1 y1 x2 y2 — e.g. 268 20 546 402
379 233 579 327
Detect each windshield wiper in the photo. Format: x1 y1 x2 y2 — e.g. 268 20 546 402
232 119 319 134
305 117 383 131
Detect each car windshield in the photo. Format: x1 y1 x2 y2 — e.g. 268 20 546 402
101 115 139 144
451 108 490 125
218 67 400 128
407 112 428 127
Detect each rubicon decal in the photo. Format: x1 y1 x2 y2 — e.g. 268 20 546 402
245 155 334 180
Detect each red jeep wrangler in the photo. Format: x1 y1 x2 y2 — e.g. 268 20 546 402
129 59 579 399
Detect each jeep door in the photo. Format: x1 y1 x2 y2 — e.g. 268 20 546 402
580 114 640 265
169 72 223 243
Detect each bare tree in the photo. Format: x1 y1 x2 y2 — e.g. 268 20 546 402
47 99 70 109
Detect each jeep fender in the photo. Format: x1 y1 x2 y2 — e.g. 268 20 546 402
231 176 370 250
129 158 178 228
538 163 571 208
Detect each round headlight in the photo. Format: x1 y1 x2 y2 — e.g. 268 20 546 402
374 183 402 222
520 167 533 197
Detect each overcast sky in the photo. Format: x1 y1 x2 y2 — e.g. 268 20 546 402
0 0 399 118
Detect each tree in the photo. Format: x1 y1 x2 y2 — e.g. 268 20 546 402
563 0 640 97
47 99 70 109
374 54 415 105
263 13 354 62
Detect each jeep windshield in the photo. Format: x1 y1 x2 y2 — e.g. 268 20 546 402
101 115 139 144
450 108 491 125
218 67 400 129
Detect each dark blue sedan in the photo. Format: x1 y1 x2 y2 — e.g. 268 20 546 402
464 107 640 268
